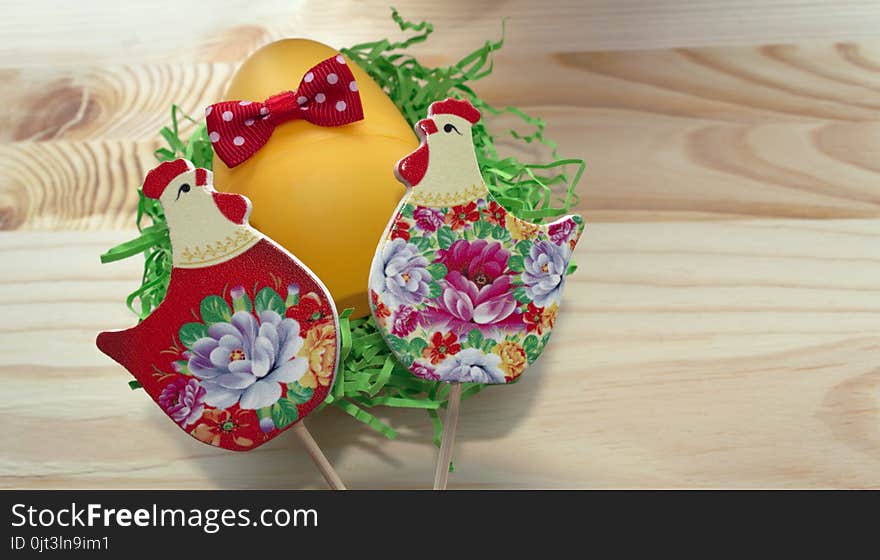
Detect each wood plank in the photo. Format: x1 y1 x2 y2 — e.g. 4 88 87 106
3 0 880 491
2 222 878 489
4 0 880 67
6 44 880 144
0 64 234 143
6 114 880 229
0 141 155 230
3 42 880 229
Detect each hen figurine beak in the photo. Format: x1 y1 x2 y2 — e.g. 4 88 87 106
416 118 438 136
212 191 249 225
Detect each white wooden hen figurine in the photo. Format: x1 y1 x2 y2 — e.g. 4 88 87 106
369 98 584 386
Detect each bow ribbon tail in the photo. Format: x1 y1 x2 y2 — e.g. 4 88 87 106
205 101 276 168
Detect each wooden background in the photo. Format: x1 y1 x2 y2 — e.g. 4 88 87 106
2 0 880 489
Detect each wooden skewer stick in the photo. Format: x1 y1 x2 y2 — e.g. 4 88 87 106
292 421 347 490
433 382 463 490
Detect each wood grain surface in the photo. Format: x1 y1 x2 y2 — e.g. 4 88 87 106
2 0 880 488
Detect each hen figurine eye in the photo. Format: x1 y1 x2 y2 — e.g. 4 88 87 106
443 123 461 135
176 183 191 200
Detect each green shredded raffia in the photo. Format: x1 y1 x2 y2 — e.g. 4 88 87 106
100 9 585 446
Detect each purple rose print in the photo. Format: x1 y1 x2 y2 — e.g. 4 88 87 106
410 361 440 381
435 348 506 383
549 219 576 246
188 310 308 410
522 239 570 307
391 306 420 337
413 206 444 232
424 239 520 334
159 377 206 427
370 238 433 307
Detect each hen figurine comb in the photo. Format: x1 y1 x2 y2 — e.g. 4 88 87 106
98 159 345 488
368 98 584 488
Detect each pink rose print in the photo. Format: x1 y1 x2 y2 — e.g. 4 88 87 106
413 206 444 232
391 306 420 337
425 239 522 334
158 377 206 428
549 219 576 246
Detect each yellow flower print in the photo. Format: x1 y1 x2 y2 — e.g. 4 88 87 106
297 321 337 388
495 340 528 381
505 214 539 241
541 303 559 332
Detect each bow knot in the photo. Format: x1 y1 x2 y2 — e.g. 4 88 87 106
206 54 364 168
264 91 302 124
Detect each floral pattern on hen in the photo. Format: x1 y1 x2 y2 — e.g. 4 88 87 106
155 281 336 451
369 193 584 384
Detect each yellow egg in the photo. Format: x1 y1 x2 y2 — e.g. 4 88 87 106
213 39 417 317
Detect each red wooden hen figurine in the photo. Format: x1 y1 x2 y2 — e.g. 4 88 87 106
98 159 344 488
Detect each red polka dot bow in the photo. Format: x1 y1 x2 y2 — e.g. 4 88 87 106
205 54 364 168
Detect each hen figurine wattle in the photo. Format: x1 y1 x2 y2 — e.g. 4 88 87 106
97 159 344 486
368 98 584 488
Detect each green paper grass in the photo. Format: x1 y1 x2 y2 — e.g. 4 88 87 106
101 9 585 445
